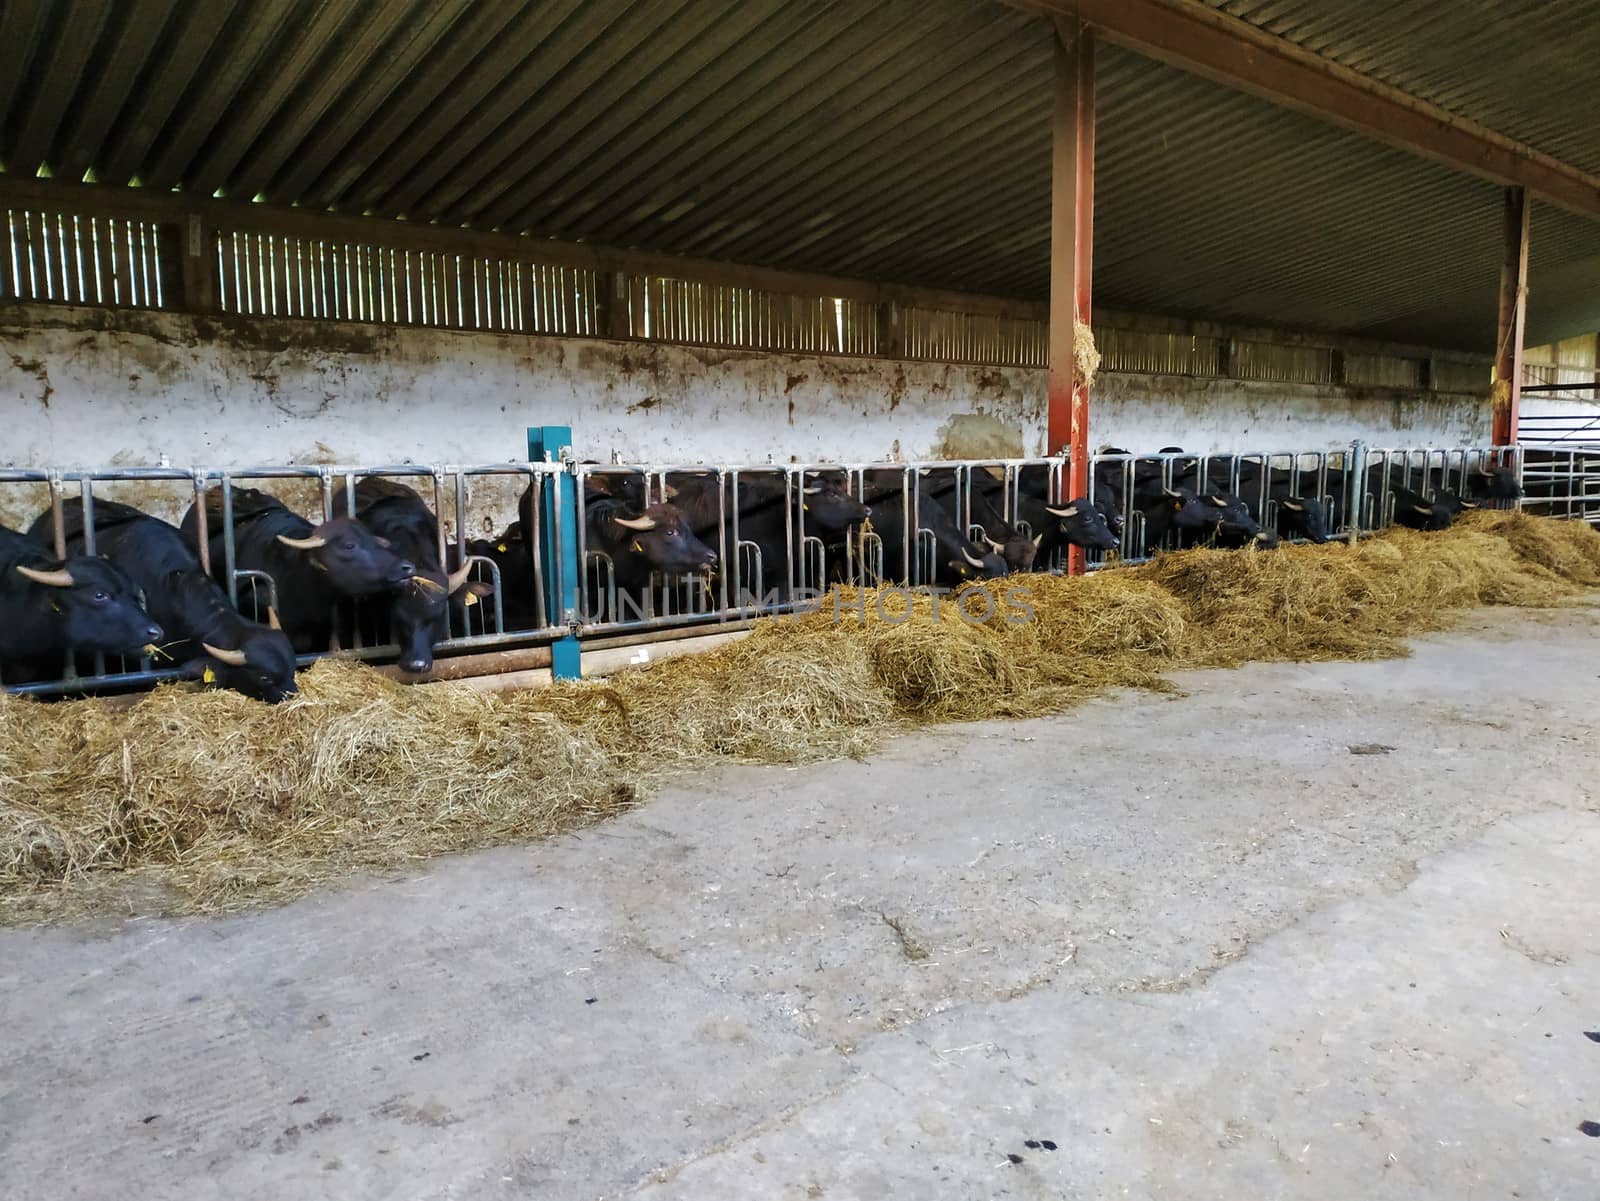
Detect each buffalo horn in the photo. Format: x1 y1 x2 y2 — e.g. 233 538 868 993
985 537 1005 553
612 513 657 531
201 642 249 667
1208 495 1229 507
1281 501 1305 512
803 485 825 495
961 546 985 569
15 564 75 588
277 533 328 550
1412 503 1435 516
267 606 282 631
446 559 476 594
1044 504 1078 518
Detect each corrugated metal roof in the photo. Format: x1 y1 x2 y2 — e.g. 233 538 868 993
0 0 1596 351
1206 0 1600 177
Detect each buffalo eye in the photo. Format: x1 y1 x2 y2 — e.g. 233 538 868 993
91 590 110 605
342 539 357 551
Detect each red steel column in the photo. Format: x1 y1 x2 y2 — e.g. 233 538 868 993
1049 21 1094 572
1493 186 1529 447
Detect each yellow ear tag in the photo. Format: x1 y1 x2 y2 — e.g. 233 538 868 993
497 543 508 553
463 592 479 606
202 667 217 684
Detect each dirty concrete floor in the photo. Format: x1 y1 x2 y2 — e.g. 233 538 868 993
4 607 1600 1200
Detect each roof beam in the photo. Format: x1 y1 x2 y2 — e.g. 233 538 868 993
1005 0 1600 222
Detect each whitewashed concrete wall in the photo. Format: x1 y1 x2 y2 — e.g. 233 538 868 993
0 304 1490 531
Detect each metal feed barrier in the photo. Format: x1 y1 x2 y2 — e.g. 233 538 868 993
0 439 1548 695
1518 442 1600 524
1 461 568 696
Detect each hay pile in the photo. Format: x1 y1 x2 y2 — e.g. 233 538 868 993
0 662 635 922
3 511 1598 924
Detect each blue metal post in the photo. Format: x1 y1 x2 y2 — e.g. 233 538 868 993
528 426 582 680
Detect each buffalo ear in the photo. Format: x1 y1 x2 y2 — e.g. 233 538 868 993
462 581 494 600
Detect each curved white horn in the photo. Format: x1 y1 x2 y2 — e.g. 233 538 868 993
1208 495 1229 507
276 533 328 550
612 513 657 531
201 642 249 667
985 537 1005 553
446 559 475 594
1044 504 1079 518
15 564 75 588
803 485 825 495
266 606 282 631
1281 501 1305 512
1032 531 1045 548
961 546 986 569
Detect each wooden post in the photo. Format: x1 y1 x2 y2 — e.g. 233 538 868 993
877 300 903 358
1493 186 1529 446
160 213 218 313
1049 21 1095 573
600 269 632 340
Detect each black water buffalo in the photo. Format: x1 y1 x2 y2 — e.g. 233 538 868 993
0 525 162 684
1272 496 1332 543
860 470 1006 585
1390 486 1453 530
658 470 870 598
456 523 543 631
1137 484 1229 549
30 499 297 702
181 487 415 652
332 478 491 674
1469 465 1522 506
1205 492 1265 548
1431 490 1480 518
532 480 718 620
945 467 1119 569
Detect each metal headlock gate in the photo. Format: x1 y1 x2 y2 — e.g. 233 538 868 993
0 437 1545 696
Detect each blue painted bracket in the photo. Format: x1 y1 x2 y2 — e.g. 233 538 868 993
528 425 582 680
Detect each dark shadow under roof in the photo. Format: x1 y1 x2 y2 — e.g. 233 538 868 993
1 0 1596 352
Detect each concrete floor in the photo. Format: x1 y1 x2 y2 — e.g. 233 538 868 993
4 607 1600 1200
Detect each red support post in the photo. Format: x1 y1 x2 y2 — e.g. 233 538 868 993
1493 186 1529 448
1049 21 1095 572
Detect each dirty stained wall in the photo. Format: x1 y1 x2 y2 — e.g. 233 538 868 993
0 304 1489 531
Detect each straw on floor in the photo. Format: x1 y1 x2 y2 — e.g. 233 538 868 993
2 509 1596 924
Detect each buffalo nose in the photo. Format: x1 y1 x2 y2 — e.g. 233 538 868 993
402 658 430 674
145 623 164 643
396 559 417 577
704 551 719 568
